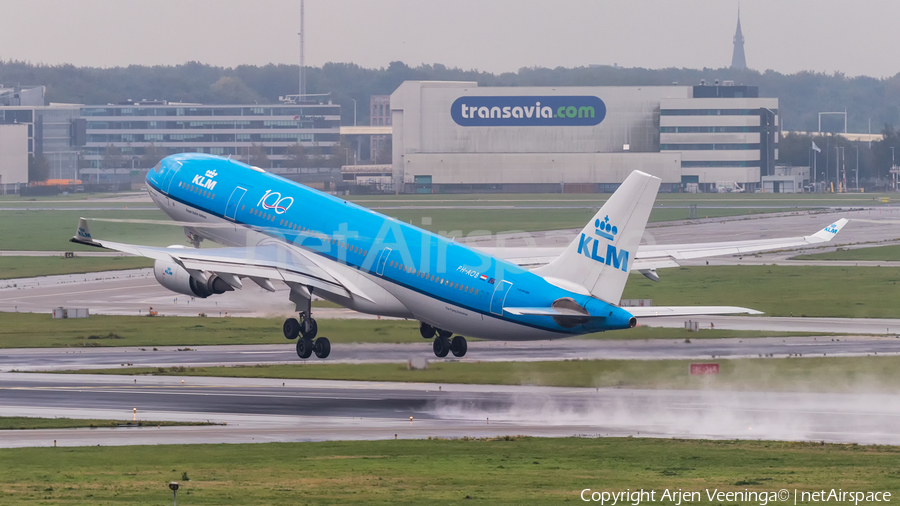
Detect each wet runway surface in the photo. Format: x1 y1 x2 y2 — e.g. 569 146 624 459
4 333 900 372
4 373 900 447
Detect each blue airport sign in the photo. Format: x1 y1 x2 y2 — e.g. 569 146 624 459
451 95 606 127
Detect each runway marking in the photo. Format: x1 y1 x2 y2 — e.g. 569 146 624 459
0 284 160 302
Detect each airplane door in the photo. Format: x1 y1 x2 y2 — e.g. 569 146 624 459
376 248 392 276
489 280 513 315
225 186 247 221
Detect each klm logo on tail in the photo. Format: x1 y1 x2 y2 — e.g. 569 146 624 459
577 216 630 271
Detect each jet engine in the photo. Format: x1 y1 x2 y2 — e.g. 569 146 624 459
153 259 233 298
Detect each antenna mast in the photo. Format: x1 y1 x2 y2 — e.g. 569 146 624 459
298 0 305 98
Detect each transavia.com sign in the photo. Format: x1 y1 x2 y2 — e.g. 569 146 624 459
451 95 606 127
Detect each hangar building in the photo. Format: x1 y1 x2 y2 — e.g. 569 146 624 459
390 81 777 193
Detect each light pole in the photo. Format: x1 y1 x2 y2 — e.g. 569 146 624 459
893 147 897 192
351 98 357 126
854 144 859 192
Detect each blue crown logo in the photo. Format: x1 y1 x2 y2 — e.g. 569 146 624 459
594 215 618 241
164 267 173 276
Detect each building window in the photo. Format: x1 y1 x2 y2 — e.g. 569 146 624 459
660 143 761 151
660 109 776 116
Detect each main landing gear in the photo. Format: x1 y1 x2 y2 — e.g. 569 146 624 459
284 312 330 359
420 322 467 358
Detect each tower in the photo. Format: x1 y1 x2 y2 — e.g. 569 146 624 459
731 8 747 69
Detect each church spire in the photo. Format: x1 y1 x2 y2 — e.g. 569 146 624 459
731 7 747 69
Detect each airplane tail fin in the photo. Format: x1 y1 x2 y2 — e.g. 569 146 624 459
535 171 660 304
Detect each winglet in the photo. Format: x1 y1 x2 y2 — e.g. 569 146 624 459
810 218 849 242
71 217 102 247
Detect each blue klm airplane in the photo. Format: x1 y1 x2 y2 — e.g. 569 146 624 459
72 154 848 360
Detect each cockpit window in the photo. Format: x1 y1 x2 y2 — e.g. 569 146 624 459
152 161 163 173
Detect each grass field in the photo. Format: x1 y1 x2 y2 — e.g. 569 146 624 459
381 207 796 236
0 206 798 251
0 192 135 202
0 417 216 430
0 437 897 504
350 191 894 207
0 314 425 348
794 245 900 262
0 256 152 280
0 209 187 251
0 313 835 349
622 265 900 318
70 355 900 393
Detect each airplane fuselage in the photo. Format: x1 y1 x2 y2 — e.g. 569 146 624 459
145 154 634 341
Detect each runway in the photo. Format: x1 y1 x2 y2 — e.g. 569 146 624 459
2 209 900 448
3 373 900 447
4 333 900 372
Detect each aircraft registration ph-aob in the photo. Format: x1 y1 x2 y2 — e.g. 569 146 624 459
72 154 848 360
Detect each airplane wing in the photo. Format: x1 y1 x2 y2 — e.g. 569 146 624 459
477 219 850 276
71 218 374 302
625 306 763 317
505 305 760 318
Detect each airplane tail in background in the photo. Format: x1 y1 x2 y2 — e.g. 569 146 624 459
535 170 660 304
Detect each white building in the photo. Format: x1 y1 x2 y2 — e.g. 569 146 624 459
390 81 778 193
0 124 29 192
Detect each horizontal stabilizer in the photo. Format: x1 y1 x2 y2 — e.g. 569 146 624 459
626 306 763 317
505 307 603 318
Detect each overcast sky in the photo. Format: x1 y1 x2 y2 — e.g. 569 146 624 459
2 0 899 77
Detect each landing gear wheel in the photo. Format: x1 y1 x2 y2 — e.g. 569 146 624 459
437 329 452 339
296 337 313 359
450 336 467 357
313 337 331 359
419 322 435 339
283 318 300 340
433 336 450 358
301 318 318 340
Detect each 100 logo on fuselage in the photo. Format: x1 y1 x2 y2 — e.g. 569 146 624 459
258 190 294 214
451 95 606 127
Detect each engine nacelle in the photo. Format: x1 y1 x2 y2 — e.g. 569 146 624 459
153 260 233 298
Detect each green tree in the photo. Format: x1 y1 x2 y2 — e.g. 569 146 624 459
28 154 51 182
286 142 307 169
375 137 392 164
102 144 126 170
209 76 262 104
248 143 270 168
140 143 167 169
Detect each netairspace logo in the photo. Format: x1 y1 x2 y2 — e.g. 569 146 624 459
451 95 606 126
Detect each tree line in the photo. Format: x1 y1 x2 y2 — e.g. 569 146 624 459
4 60 900 133
8 59 900 183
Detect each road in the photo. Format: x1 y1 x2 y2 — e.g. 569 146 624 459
3 373 900 447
